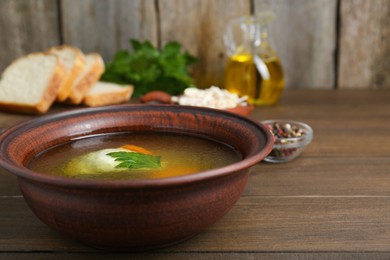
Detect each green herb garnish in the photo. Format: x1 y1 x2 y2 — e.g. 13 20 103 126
101 39 198 97
107 152 161 169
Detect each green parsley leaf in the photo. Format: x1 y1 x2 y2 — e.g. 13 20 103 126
100 39 198 97
106 152 161 170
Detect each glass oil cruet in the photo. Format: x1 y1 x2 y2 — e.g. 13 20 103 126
224 12 285 106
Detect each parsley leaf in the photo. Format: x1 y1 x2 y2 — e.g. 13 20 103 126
106 152 161 170
101 39 198 97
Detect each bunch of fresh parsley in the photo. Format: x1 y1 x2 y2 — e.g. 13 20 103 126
101 39 198 97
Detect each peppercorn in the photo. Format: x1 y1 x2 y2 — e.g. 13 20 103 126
264 122 307 158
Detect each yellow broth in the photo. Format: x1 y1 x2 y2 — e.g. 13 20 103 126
28 132 242 180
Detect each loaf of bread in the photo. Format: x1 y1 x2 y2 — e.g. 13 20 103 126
0 46 134 114
67 53 105 105
0 52 65 114
83 81 133 107
48 45 86 102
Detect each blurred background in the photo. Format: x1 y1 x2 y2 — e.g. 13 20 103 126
0 0 389 90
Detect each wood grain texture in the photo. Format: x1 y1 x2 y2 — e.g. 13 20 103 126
0 0 60 72
252 90 390 129
253 0 338 89
158 0 251 88
0 169 19 196
245 157 390 196
1 0 389 90
174 196 390 252
338 0 390 88
251 89 390 157
61 0 157 62
1 89 390 257
3 197 390 252
3 253 390 260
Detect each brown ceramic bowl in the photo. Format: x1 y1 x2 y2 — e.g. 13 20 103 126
0 104 273 251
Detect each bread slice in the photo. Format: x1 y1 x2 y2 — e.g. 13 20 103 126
67 53 105 105
83 81 133 107
48 45 86 102
0 52 65 114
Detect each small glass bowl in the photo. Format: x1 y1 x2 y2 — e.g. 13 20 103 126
262 120 313 163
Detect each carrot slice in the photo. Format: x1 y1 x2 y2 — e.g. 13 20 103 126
120 145 153 155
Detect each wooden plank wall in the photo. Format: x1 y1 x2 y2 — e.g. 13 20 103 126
0 0 389 89
338 0 390 88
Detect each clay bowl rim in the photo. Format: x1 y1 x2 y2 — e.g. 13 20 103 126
0 104 274 189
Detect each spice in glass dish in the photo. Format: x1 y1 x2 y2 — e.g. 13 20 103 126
262 120 313 163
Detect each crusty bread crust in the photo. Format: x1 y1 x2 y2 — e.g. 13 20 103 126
83 85 133 107
36 57 66 113
48 45 86 102
67 53 105 105
0 52 66 114
0 47 134 114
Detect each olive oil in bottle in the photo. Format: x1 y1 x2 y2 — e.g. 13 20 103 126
223 12 285 106
224 53 284 106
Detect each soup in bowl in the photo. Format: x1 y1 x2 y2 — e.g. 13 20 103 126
0 104 273 251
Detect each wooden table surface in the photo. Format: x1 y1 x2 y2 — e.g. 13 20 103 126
1 89 390 259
